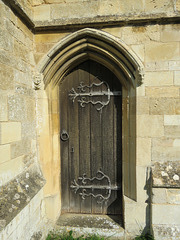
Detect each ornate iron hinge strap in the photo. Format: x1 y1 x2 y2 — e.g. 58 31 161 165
70 170 120 203
69 78 121 111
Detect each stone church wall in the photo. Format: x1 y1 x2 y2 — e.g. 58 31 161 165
0 1 45 239
0 0 180 239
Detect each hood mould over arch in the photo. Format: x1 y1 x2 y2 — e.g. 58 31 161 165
38 28 144 89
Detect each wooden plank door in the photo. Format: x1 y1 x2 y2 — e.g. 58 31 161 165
60 60 122 215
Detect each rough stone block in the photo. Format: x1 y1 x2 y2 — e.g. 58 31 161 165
122 25 160 45
0 95 8 121
144 71 173 86
0 144 11 164
146 86 179 97
0 166 45 228
0 29 13 52
164 115 180 126
0 63 14 90
8 95 26 121
0 122 21 144
145 0 174 14
161 25 180 42
174 71 180 85
152 138 180 162
153 225 180 240
145 42 179 62
152 204 180 224
14 40 29 63
177 0 180 11
137 115 164 137
152 161 180 188
149 98 175 115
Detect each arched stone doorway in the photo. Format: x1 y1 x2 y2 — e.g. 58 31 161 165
36 28 144 228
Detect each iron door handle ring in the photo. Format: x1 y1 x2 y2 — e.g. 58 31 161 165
60 130 69 141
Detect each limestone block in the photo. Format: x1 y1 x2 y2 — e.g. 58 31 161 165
0 95 8 121
5 19 26 44
35 32 69 43
165 126 180 137
152 161 180 188
169 61 180 71
21 121 36 139
176 0 180 11
174 71 180 86
137 115 164 137
137 84 145 96
137 97 149 115
149 98 175 115
103 28 122 39
152 137 180 162
32 0 45 6
0 63 14 90
137 137 151 166
14 40 29 63
152 188 167 204
0 122 21 144
146 86 179 98
122 25 160 45
145 42 179 62
51 2 99 19
0 156 24 186
11 138 31 159
164 115 180 126
0 144 10 164
131 44 144 62
0 29 13 52
144 71 173 86
161 25 180 42
145 0 174 14
14 70 32 86
35 43 54 54
125 203 146 225
33 5 51 21
136 166 149 202
167 189 180 204
152 204 180 224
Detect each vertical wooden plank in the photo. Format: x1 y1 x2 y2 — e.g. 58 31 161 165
68 68 81 213
78 61 92 214
101 66 115 215
90 61 103 214
113 75 122 215
60 76 70 213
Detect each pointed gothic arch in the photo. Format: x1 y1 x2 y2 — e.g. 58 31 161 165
37 28 144 203
38 28 143 89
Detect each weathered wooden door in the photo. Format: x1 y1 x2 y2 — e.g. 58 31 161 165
60 60 122 216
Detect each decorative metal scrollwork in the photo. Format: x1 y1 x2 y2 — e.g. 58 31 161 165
70 170 120 203
69 78 121 112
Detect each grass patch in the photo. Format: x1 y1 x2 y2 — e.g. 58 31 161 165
46 230 105 240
